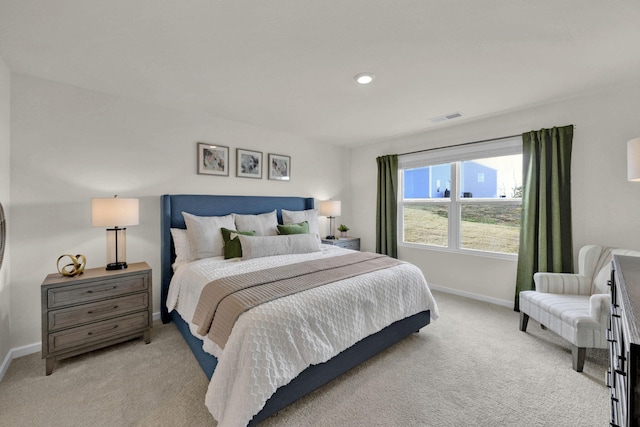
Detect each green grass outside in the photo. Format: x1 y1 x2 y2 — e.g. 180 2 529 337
403 204 521 254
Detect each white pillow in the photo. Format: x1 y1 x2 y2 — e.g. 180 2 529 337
170 228 195 269
234 210 278 236
237 234 321 260
182 212 236 259
281 208 320 242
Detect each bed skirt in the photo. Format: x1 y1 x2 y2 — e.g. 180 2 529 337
170 309 430 425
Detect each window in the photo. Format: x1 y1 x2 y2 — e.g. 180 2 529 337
399 137 522 257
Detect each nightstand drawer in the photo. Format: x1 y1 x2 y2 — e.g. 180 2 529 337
48 311 149 354
321 238 360 251
47 275 148 309
338 240 359 250
48 292 149 332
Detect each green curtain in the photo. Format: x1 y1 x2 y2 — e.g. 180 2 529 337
514 125 574 311
376 155 398 258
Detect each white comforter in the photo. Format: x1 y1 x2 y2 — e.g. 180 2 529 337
167 245 439 427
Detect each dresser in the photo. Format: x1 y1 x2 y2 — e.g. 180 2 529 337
609 255 640 426
321 237 360 251
41 262 152 375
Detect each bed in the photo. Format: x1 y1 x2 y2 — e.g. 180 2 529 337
160 194 438 426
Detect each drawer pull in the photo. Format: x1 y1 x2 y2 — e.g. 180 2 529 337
615 369 627 377
87 305 119 315
87 286 117 294
87 324 118 336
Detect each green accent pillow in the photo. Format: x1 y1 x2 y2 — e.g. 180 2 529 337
220 228 256 259
277 221 309 235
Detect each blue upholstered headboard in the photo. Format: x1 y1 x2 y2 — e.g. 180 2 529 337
160 194 315 322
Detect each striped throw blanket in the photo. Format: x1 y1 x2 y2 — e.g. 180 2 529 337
192 252 403 349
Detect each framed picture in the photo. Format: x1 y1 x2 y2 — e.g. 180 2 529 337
197 142 229 176
268 153 291 181
236 148 263 179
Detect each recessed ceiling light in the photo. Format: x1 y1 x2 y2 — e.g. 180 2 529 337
354 72 374 84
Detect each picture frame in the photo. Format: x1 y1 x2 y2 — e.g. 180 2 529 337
197 142 229 176
268 153 291 181
236 148 263 179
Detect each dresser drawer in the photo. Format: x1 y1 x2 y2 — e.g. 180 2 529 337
48 292 149 332
47 274 148 309
48 311 149 355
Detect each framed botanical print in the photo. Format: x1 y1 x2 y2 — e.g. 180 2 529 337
197 142 229 176
236 148 263 179
268 153 291 181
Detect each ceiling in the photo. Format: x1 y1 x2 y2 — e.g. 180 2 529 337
1 1 639 147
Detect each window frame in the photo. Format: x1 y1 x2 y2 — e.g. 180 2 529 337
398 137 522 260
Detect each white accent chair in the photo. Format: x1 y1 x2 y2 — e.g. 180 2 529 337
519 245 640 372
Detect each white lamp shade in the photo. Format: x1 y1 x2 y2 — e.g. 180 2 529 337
628 138 640 182
91 197 139 227
319 200 341 217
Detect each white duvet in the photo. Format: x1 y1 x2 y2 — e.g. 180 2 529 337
167 245 439 427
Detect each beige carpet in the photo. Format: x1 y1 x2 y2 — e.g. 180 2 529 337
0 291 609 426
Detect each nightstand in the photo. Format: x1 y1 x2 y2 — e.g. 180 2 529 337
321 237 360 251
41 262 152 375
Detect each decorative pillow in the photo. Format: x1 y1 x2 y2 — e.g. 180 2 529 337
182 212 236 259
170 228 195 269
281 209 320 241
237 234 321 260
277 221 309 235
221 228 256 259
234 210 278 236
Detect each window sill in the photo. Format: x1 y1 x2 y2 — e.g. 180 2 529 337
399 241 518 261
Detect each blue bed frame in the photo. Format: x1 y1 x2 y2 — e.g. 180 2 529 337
160 194 431 425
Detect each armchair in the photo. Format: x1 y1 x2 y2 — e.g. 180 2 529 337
519 245 640 371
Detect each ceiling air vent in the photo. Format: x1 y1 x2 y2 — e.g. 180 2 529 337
430 111 463 123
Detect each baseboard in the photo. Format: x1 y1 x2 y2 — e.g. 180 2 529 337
428 283 513 309
0 341 41 382
0 311 162 383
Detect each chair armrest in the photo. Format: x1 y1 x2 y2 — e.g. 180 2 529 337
590 293 611 326
533 272 591 295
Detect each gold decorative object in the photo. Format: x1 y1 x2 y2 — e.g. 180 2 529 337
57 254 87 277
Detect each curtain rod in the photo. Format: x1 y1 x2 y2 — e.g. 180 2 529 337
399 134 518 156
399 125 576 157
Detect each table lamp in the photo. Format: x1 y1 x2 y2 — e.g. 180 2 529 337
319 200 341 239
91 195 139 270
628 138 640 181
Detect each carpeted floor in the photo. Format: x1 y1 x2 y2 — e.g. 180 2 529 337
0 291 609 426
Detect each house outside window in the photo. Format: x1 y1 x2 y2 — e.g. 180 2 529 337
399 137 522 258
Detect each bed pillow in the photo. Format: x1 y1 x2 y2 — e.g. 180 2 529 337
281 208 320 241
182 212 236 259
221 228 256 259
277 221 309 235
237 234 321 260
234 210 278 236
170 228 195 269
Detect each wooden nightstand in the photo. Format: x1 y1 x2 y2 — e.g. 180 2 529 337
321 237 360 251
41 262 152 375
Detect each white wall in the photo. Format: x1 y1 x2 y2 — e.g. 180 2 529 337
9 73 350 349
349 78 640 306
0 55 10 367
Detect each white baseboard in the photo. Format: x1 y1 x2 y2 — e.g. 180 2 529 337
0 341 41 382
428 283 514 308
0 311 162 383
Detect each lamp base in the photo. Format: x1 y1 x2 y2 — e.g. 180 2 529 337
106 262 128 271
325 235 335 240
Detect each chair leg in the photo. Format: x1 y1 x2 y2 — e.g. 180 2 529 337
519 312 529 332
571 345 586 372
